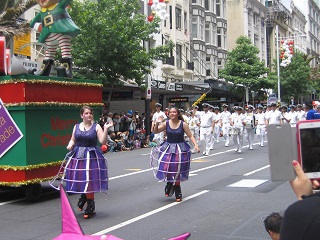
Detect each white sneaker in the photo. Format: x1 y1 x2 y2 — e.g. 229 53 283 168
238 149 242 153
225 143 229 147
204 153 209 156
249 146 253 150
234 149 238 152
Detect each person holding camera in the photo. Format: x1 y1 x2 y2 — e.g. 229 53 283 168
280 160 320 239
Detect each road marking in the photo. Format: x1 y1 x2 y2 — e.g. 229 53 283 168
141 153 151 156
109 168 152 180
192 160 209 162
227 179 268 188
192 149 237 160
92 190 210 236
0 198 25 206
189 173 198 177
243 165 270 176
125 168 142 171
190 158 243 174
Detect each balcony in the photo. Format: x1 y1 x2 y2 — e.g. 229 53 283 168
184 61 194 76
162 56 175 70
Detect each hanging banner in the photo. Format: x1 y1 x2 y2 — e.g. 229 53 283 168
0 98 24 158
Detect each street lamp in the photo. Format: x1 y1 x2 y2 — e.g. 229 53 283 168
276 25 281 104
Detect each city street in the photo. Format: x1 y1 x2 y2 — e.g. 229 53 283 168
0 138 297 240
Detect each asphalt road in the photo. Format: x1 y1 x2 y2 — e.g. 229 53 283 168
0 137 298 240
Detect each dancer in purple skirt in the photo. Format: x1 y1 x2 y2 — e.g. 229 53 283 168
151 107 200 202
64 106 113 219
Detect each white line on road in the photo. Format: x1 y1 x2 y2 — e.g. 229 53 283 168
190 158 243 174
192 148 238 160
109 168 152 180
0 198 25 206
92 190 210 236
243 165 270 176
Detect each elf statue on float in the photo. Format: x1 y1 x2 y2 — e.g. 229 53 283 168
29 0 80 78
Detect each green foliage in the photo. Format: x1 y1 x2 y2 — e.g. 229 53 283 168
70 0 172 86
219 36 270 92
0 0 37 39
270 50 311 101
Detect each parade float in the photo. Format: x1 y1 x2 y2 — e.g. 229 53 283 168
0 39 103 201
0 0 102 201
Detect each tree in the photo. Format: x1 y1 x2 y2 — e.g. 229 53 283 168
270 51 311 103
70 0 173 86
219 36 270 97
0 0 37 40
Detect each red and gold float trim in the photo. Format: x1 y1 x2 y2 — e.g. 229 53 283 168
0 161 63 186
0 79 103 87
0 79 102 103
4 102 103 107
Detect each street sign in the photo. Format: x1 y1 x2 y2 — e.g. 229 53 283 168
0 98 23 158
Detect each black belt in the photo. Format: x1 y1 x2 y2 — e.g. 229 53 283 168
43 13 71 27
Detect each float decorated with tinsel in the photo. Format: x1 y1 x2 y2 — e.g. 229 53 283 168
0 74 103 201
0 0 103 201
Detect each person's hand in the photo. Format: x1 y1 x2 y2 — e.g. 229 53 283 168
156 116 164 123
66 144 73 151
104 122 113 130
290 160 313 200
194 145 200 153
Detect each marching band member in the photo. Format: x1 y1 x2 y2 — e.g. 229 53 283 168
213 106 222 143
151 103 167 145
220 104 232 147
280 106 291 124
244 105 255 150
188 111 200 153
266 103 281 125
296 104 306 121
255 106 267 147
199 103 215 156
288 105 298 127
230 107 246 153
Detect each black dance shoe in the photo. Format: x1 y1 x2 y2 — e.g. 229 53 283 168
165 182 174 197
84 199 96 219
174 185 182 202
77 194 87 211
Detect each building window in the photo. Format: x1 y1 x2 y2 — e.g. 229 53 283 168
205 0 209 10
216 0 220 17
205 23 210 42
217 28 221 47
184 12 187 32
200 18 204 40
206 69 211 76
223 29 227 48
253 13 258 26
218 59 222 66
176 7 182 30
212 25 216 45
192 0 196 3
169 6 172 29
254 34 259 47
192 16 197 38
176 44 182 68
206 55 211 61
